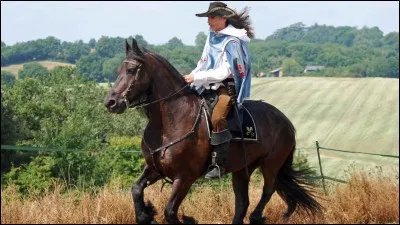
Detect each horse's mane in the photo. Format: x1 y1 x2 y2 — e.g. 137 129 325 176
142 48 186 84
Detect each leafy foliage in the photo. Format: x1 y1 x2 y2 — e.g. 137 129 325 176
1 65 148 193
18 62 50 79
1 71 15 86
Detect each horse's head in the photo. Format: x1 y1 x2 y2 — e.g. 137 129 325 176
105 39 152 113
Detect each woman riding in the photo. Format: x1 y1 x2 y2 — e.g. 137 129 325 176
183 1 254 179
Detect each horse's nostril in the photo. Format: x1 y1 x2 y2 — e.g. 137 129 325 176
107 99 117 108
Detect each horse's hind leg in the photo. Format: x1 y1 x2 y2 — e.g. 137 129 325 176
132 164 163 224
164 178 195 224
249 159 276 224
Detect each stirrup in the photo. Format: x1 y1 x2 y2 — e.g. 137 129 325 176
205 164 224 179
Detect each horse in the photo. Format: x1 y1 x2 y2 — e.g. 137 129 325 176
104 39 322 224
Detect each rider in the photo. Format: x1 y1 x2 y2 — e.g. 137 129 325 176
183 1 253 179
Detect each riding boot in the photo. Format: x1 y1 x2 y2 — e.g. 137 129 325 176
205 129 232 179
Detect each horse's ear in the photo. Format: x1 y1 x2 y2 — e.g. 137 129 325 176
125 39 132 54
131 39 143 55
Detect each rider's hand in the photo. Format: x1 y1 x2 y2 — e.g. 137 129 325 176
183 74 194 84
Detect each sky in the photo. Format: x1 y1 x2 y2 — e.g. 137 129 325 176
1 1 399 46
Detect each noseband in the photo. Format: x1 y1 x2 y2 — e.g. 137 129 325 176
122 60 189 109
120 59 204 180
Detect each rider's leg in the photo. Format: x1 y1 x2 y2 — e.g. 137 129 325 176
205 86 233 179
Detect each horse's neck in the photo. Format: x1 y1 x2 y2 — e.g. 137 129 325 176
147 78 199 133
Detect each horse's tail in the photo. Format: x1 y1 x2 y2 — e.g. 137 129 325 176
275 145 323 219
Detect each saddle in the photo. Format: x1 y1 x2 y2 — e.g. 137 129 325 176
201 89 258 142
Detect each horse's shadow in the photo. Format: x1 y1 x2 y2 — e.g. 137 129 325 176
157 216 197 224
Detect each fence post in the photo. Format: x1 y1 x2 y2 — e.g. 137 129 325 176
315 140 327 195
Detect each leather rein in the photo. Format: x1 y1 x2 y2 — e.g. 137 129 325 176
122 60 190 110
121 59 204 177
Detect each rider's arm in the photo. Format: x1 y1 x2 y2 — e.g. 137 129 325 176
189 33 210 76
192 52 231 87
189 58 205 76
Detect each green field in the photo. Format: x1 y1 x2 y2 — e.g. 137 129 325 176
1 60 75 77
250 77 399 179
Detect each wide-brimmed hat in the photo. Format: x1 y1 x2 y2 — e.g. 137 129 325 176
195 1 236 18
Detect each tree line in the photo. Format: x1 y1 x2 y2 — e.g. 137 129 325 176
1 22 399 81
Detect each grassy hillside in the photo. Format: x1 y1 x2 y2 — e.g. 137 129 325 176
1 60 75 77
250 77 399 178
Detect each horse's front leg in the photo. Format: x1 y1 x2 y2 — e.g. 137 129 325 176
164 178 195 224
132 164 163 224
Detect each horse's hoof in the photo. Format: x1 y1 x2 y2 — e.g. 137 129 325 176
182 215 197 224
249 216 267 224
136 201 157 224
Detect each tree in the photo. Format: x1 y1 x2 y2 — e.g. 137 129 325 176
76 52 106 81
268 22 306 42
335 26 357 47
167 37 184 49
18 62 49 79
1 71 16 86
62 41 90 63
102 53 124 82
95 36 125 58
195 32 207 48
1 84 23 173
382 32 399 51
1 85 19 145
386 56 399 78
365 56 398 78
353 26 384 48
282 58 303 76
88 38 96 48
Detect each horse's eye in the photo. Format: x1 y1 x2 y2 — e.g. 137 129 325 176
128 68 137 74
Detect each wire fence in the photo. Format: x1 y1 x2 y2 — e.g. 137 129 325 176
2 140 399 195
297 141 399 195
0 145 141 153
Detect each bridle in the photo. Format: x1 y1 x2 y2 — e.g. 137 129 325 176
120 59 204 179
121 60 190 109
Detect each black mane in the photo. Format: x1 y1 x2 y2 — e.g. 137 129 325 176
143 49 186 84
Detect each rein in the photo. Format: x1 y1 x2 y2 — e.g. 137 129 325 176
122 59 203 179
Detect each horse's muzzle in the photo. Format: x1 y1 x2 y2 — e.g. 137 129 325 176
105 94 127 114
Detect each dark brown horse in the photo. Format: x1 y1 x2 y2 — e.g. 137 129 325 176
104 39 322 224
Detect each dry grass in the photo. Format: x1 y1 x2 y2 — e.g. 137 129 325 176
2 171 398 224
1 60 75 77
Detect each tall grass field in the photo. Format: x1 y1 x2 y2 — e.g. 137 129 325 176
1 172 398 224
250 77 399 179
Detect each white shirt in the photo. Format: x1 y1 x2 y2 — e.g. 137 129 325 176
190 52 232 90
